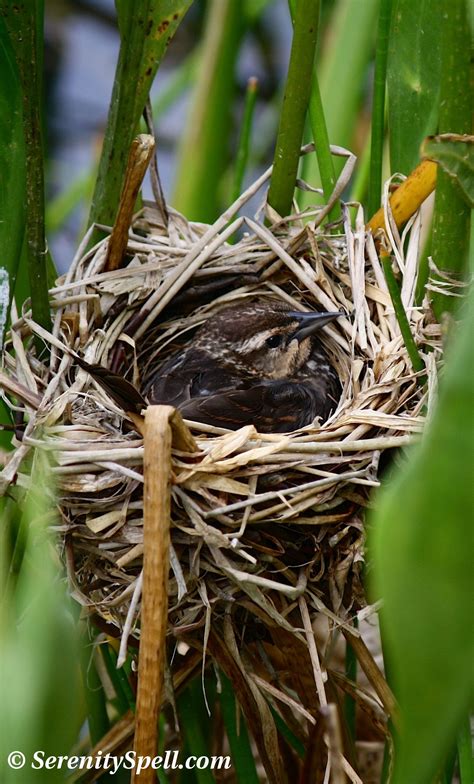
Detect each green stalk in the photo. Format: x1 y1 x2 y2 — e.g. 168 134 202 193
440 748 457 784
101 643 135 714
4 2 52 337
307 73 341 223
0 16 26 445
367 0 392 218
172 0 244 222
88 1 192 233
288 0 341 224
177 678 214 784
231 77 259 203
0 16 26 345
270 706 305 758
348 127 372 226
381 740 391 784
300 0 379 210
268 0 320 218
457 712 473 784
220 673 259 783
431 0 472 317
381 253 425 377
80 631 110 745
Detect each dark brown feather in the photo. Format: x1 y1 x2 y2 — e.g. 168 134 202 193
75 356 146 413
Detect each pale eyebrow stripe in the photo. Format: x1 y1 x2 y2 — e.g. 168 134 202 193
236 329 278 353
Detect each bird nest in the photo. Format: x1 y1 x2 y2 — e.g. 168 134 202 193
1 153 442 776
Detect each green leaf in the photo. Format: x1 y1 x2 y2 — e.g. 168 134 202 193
172 0 244 223
367 0 392 217
177 677 216 784
422 135 474 209
387 0 443 174
430 0 472 316
0 456 82 783
0 16 26 343
370 283 474 783
89 0 193 230
231 76 258 204
220 673 259 784
457 712 474 784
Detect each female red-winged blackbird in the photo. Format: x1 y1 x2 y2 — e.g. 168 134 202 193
146 300 342 433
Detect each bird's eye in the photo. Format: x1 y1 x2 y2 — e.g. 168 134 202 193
266 334 283 349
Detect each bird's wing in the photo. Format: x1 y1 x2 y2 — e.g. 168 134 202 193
147 352 244 408
147 362 196 407
75 356 146 413
178 380 318 433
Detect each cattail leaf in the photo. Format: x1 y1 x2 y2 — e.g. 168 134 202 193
0 456 82 783
370 284 474 784
422 134 473 207
387 0 443 175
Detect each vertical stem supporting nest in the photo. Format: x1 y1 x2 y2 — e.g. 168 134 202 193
132 406 196 782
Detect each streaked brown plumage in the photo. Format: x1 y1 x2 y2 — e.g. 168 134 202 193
146 301 342 433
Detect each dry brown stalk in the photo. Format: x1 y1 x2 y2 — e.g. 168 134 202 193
343 628 399 729
105 134 156 272
132 405 173 782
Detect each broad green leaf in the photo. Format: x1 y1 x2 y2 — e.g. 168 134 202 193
89 0 193 229
387 0 443 174
422 135 474 208
0 456 82 783
0 16 26 341
429 1 472 315
370 282 474 783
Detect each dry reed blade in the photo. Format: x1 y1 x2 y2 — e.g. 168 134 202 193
342 627 399 728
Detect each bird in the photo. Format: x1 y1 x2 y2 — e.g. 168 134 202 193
146 300 342 433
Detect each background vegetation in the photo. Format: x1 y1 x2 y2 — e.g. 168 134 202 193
0 1 472 782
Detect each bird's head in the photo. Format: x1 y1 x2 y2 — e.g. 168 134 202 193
193 301 341 378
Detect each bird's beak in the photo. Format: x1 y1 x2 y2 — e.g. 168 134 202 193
288 310 342 342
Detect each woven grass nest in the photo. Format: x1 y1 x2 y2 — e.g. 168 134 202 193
2 150 442 778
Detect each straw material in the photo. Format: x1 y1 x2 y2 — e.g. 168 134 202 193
0 149 444 778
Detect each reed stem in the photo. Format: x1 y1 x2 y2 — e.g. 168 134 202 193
268 0 320 218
